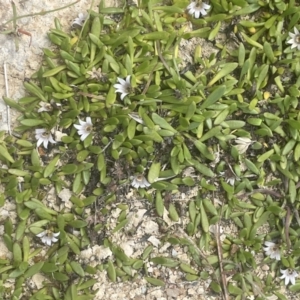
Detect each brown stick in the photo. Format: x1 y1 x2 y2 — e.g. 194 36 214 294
215 223 229 300
17 28 32 47
285 207 291 251
155 40 171 74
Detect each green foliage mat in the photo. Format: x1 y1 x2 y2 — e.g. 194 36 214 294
1 0 300 299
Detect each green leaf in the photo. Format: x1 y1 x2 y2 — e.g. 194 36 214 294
194 141 215 160
257 149 274 163
188 159 214 177
77 150 89 162
0 145 15 163
155 191 164 217
3 96 26 112
8 169 29 176
151 257 179 267
70 261 85 277
228 283 243 295
180 263 198 275
152 113 177 133
68 220 87 228
199 126 221 142
112 219 129 233
148 161 161 183
42 65 66 77
200 85 226 109
20 119 45 126
44 155 60 178
60 164 78 174
168 204 179 222
107 260 116 282
53 272 69 281
127 119 136 140
13 242 22 264
24 262 44 278
207 64 238 87
200 202 209 233
256 64 269 90
145 277 165 286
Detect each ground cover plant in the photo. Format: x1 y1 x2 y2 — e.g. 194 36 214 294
1 0 300 299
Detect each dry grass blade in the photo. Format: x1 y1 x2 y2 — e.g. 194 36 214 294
3 63 11 135
215 223 229 300
2 0 81 27
285 206 291 251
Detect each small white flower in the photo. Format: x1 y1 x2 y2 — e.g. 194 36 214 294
226 177 236 186
287 27 300 50
72 13 88 27
128 113 144 124
187 1 211 19
37 230 60 246
280 269 298 285
37 101 52 113
131 174 151 189
35 129 56 149
234 137 253 154
114 76 132 100
263 241 281 261
74 117 93 141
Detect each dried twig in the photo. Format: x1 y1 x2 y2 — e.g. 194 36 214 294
0 0 80 50
16 28 32 47
3 63 11 135
215 223 229 300
2 0 80 27
285 206 291 251
155 40 171 74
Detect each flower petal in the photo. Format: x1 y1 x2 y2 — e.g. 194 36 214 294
36 231 46 237
36 138 43 147
43 139 49 149
86 117 92 125
117 78 126 85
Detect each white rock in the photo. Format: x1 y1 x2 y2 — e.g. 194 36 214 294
120 240 135 257
143 220 159 234
31 273 48 289
147 236 161 248
58 188 72 202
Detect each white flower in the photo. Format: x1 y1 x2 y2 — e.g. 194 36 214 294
263 241 281 261
187 1 211 18
234 137 253 154
37 230 60 246
226 177 236 186
74 117 93 141
287 27 300 50
37 101 52 113
72 13 88 27
35 129 56 149
280 269 298 285
131 174 151 188
113 76 132 100
128 113 144 124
